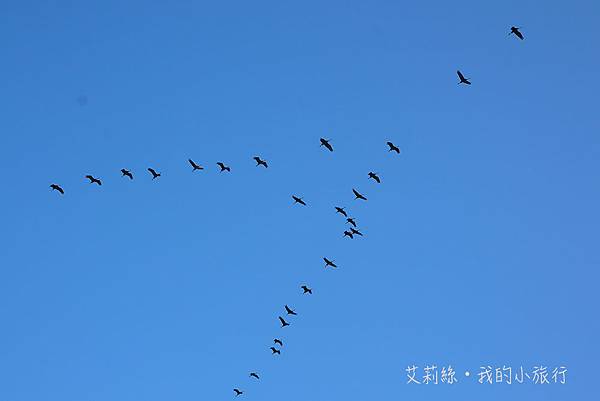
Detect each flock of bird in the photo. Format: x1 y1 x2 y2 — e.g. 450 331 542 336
48 26 525 397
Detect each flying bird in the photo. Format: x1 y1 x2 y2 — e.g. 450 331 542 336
217 162 231 172
50 184 64 194
278 316 290 327
346 217 357 228
253 156 268 168
301 285 313 294
387 141 401 154
292 195 306 206
353 188 367 201
509 26 524 40
343 230 354 239
319 138 333 152
147 168 161 179
188 159 204 171
335 207 348 217
274 338 283 347
350 227 364 237
284 305 297 316
323 257 337 268
234 388 243 396
368 172 381 183
85 175 102 186
270 347 281 355
249 372 260 380
121 169 133 180
457 70 471 85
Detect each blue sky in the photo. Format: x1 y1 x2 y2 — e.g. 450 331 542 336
1 0 599 400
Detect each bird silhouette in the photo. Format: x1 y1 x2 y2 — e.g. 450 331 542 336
368 172 381 183
217 162 231 172
278 316 290 327
249 372 260 380
319 138 333 152
274 338 283 347
346 217 357 227
350 227 364 237
335 206 348 217
457 70 471 85
292 195 306 206
343 230 354 239
85 175 102 185
284 305 297 316
387 141 401 154
323 257 337 268
253 156 268 168
353 188 367 201
301 285 313 294
121 169 133 180
270 347 281 355
50 184 64 194
188 159 204 171
509 26 524 40
234 388 243 396
147 168 161 179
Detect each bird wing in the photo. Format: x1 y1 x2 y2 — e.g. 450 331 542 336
148 168 156 175
457 70 465 80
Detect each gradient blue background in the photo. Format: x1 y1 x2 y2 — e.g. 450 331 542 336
1 0 598 400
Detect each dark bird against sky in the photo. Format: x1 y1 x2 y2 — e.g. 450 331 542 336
147 168 161 179
233 388 243 396
278 316 290 327
121 169 133 180
188 159 203 171
50 184 64 194
353 188 367 201
457 70 471 85
368 172 381 183
274 338 283 347
284 305 297 316
292 195 306 206
253 156 268 168
249 372 260 380
319 138 333 152
85 175 102 186
270 347 281 355
301 285 313 294
344 230 354 239
510 26 524 40
217 162 231 172
346 217 357 227
335 206 348 217
323 257 337 268
387 141 401 154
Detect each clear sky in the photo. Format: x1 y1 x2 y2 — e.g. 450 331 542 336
1 0 599 400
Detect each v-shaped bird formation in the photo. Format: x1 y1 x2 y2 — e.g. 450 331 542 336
46 25 525 397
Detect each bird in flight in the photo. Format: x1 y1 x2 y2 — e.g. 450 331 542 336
346 217 357 228
335 206 348 217
323 257 337 268
274 338 283 347
353 188 367 201
217 162 231 172
121 169 133 180
292 195 306 206
319 138 333 152
253 156 268 168
368 172 381 183
387 141 400 154
278 316 290 327
343 230 354 239
509 26 524 40
284 305 297 316
148 168 161 179
457 70 471 85
301 285 313 294
350 227 364 237
188 159 204 171
234 388 243 396
249 372 260 380
270 347 281 355
50 184 64 194
85 175 102 186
